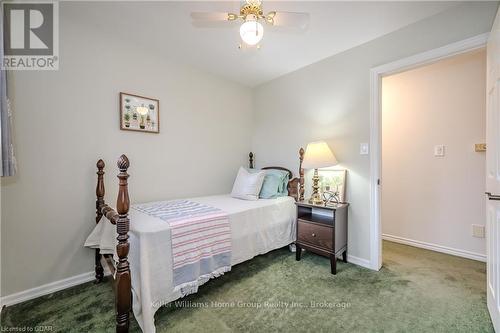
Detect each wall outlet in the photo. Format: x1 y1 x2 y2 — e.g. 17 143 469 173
360 143 369 155
472 224 485 238
434 145 445 157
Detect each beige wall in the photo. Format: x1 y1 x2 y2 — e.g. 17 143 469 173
0 5 253 296
252 3 497 263
1 1 498 298
381 50 486 257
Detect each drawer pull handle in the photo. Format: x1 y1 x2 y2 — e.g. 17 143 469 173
311 233 316 237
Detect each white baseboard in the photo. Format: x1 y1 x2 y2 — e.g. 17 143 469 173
0 271 96 308
347 254 371 269
382 234 486 262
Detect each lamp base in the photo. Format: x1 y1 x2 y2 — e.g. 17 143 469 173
308 194 324 206
308 168 324 205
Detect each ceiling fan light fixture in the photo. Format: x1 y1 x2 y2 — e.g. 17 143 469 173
265 11 276 25
227 13 238 21
240 17 264 46
191 1 310 49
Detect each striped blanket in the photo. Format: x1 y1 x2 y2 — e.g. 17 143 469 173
133 200 231 295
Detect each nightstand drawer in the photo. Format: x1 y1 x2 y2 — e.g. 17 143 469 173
297 220 333 251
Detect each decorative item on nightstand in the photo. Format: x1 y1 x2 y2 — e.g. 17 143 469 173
302 141 338 205
320 169 347 206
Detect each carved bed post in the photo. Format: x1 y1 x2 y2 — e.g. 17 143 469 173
95 159 105 283
299 148 305 201
249 152 254 169
115 155 131 333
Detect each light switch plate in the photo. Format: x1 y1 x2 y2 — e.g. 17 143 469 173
434 145 445 157
360 143 369 155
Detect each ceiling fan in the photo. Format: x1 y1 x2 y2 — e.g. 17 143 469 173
191 0 310 48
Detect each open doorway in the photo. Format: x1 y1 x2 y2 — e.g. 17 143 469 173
380 48 487 263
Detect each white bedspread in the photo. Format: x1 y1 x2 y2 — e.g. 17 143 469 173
84 195 296 333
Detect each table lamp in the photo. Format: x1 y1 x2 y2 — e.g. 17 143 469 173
302 141 338 205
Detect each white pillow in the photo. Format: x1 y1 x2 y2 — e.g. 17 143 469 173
231 167 266 201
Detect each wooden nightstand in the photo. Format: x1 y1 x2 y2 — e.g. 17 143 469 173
295 201 348 275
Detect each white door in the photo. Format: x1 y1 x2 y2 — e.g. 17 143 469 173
487 8 500 332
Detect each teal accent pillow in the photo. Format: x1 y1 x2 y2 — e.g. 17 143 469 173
247 168 290 199
260 169 290 199
277 179 289 197
277 180 289 197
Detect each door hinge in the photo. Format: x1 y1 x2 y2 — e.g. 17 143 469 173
486 192 500 201
377 179 381 186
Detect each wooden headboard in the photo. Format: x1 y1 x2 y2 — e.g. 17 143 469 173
248 149 305 201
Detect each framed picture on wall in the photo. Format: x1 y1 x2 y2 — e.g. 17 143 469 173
318 169 347 203
120 92 160 133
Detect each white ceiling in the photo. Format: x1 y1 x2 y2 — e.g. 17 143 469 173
65 1 460 87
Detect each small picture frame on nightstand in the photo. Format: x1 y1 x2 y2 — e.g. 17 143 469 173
318 169 347 204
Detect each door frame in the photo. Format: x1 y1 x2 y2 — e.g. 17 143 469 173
369 33 489 270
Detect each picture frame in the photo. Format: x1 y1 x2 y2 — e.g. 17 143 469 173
318 169 347 203
120 92 159 133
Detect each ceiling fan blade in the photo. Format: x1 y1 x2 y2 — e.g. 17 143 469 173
271 12 310 30
191 12 230 22
192 21 238 29
191 12 240 28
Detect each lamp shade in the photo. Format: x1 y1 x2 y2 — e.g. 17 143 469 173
302 141 338 169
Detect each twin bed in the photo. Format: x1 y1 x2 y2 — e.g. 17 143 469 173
85 150 305 333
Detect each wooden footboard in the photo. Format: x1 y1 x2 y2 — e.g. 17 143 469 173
94 155 131 333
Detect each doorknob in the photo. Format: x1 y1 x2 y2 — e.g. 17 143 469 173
486 192 500 201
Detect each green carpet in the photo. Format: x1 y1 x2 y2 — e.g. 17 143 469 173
1 241 493 332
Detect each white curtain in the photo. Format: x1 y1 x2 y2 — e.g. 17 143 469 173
0 5 16 177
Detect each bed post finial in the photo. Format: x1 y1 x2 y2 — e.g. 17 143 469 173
299 148 305 201
96 159 105 215
116 154 131 333
249 152 254 169
95 159 105 283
